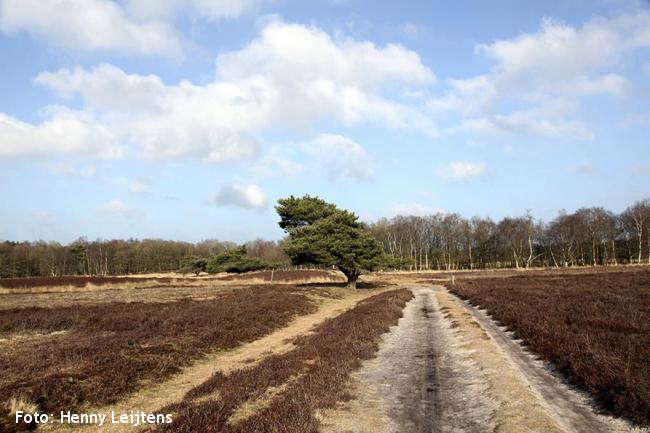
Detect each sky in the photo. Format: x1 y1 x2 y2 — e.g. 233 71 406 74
1 0 649 243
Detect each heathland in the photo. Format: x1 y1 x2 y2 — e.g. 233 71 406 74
1 266 649 432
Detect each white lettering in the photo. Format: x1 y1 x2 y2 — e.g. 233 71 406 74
16 411 49 424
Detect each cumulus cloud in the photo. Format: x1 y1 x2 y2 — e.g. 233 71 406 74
123 0 267 21
249 147 305 178
429 12 650 139
450 112 593 141
217 19 435 89
128 178 152 193
51 163 97 178
98 199 141 218
0 0 184 59
34 63 262 162
0 110 123 159
112 177 152 193
0 0 272 58
214 19 436 131
16 21 436 163
213 183 267 209
301 134 373 181
438 161 491 182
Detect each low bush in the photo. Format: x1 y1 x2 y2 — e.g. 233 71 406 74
153 288 413 433
450 269 650 425
0 285 315 432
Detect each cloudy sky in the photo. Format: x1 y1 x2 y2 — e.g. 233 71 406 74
1 0 649 243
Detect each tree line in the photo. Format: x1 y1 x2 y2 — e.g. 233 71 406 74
1 198 649 278
0 238 288 278
369 199 650 270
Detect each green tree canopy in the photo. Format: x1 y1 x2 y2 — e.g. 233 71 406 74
276 195 385 288
206 246 265 274
180 255 208 276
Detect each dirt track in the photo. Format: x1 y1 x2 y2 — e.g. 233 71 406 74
40 288 381 433
321 285 649 433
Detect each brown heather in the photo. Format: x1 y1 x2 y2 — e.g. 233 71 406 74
150 288 413 433
0 285 316 432
449 268 650 425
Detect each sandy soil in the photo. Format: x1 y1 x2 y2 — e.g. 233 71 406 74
319 287 494 433
40 288 382 433
320 285 649 433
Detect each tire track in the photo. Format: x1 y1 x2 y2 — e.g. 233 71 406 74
447 287 648 433
319 286 494 433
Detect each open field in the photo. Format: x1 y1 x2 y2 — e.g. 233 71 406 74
153 288 412 433
449 268 650 425
0 286 320 430
0 270 343 294
2 267 650 432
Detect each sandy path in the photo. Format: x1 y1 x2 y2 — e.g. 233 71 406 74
320 286 494 433
321 285 648 433
42 289 377 433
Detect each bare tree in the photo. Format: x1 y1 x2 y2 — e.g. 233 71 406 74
621 199 650 264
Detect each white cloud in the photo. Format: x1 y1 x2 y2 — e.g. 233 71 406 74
123 0 266 21
214 19 436 131
301 134 372 181
429 12 650 139
98 199 141 218
475 17 625 96
443 99 593 141
0 110 123 159
250 147 305 178
0 0 184 59
401 22 427 38
452 113 592 141
51 163 97 178
388 203 446 217
128 178 151 193
111 177 152 193
34 64 261 162
438 161 491 182
217 19 435 90
468 11 650 100
18 21 436 162
213 183 267 209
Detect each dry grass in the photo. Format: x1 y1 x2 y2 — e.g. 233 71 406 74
4 398 38 418
449 267 650 425
217 269 344 283
149 288 413 433
0 270 345 294
0 286 319 433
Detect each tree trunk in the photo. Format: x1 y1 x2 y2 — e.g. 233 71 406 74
339 266 361 289
592 237 597 266
638 226 643 264
526 237 533 268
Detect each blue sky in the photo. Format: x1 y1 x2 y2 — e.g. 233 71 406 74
1 0 649 243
